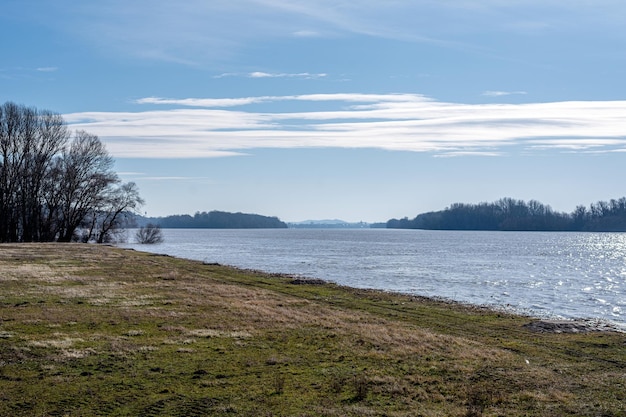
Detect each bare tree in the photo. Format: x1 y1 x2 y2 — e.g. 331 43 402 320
0 102 144 243
39 157 66 241
135 223 164 244
91 182 144 243
57 131 119 242
0 102 69 242
22 110 69 241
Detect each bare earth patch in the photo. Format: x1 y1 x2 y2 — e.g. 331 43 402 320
523 319 624 333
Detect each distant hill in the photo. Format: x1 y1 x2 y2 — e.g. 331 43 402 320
133 211 288 229
288 220 372 229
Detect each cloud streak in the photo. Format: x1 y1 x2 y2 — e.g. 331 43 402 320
65 94 626 158
249 71 327 79
213 72 328 79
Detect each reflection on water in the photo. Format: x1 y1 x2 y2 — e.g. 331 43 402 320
120 229 626 328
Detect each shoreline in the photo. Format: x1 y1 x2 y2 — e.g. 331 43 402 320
117 228 626 331
126 246 626 334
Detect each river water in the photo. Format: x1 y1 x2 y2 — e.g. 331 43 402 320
120 229 626 328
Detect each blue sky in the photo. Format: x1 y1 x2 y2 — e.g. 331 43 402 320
2 1 626 222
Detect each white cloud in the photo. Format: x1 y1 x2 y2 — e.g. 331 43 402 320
36 67 58 72
64 94 626 158
138 93 429 108
249 72 275 78
135 96 265 107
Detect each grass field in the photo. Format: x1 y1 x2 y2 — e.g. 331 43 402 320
0 243 624 416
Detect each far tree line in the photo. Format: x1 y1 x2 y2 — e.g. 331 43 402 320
387 197 626 232
136 211 288 229
0 102 143 243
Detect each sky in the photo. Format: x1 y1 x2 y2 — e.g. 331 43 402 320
2 0 626 222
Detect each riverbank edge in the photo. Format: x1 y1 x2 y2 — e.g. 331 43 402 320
139 247 626 334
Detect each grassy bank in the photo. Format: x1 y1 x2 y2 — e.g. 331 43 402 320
0 244 624 416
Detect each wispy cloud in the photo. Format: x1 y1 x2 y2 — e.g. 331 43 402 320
292 30 322 38
482 90 528 97
0 66 59 79
44 1 626 67
65 94 626 158
117 171 215 182
116 171 145 176
249 71 327 79
213 72 327 79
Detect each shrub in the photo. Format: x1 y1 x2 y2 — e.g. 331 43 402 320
135 223 164 244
